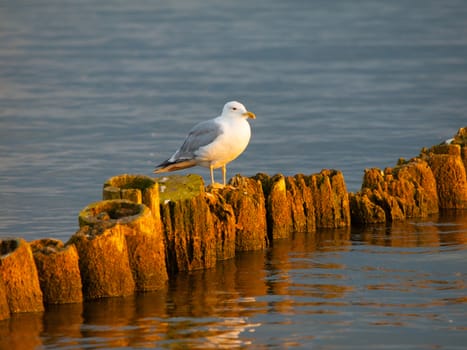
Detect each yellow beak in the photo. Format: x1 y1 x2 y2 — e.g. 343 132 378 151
243 111 256 119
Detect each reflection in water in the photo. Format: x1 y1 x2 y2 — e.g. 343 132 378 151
0 214 466 349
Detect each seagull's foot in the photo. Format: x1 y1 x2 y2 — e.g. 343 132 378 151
207 182 225 190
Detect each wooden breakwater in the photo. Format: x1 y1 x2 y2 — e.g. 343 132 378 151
0 126 466 319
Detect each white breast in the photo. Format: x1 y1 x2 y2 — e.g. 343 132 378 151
195 117 251 169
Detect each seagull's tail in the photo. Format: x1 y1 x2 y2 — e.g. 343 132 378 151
153 159 197 174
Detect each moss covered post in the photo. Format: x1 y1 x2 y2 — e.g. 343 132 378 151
158 175 218 273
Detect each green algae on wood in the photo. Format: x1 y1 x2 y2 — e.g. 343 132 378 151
157 175 237 270
0 238 44 313
156 174 205 203
103 174 162 232
31 238 83 304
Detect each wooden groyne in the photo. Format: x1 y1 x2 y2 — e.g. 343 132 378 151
0 126 466 318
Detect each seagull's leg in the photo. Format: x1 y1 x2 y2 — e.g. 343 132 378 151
222 164 227 185
210 164 215 185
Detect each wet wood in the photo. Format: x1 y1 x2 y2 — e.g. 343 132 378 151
103 174 163 233
1 126 466 313
158 175 217 273
31 238 83 304
309 169 351 228
76 199 167 294
0 275 9 320
222 175 268 251
206 192 236 261
425 144 467 209
0 238 44 313
351 159 439 223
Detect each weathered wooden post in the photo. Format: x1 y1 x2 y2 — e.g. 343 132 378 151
103 174 162 231
426 143 467 209
0 275 9 320
31 239 83 304
263 174 293 240
205 191 237 261
287 174 316 233
71 200 139 299
158 175 217 273
309 169 351 228
0 238 44 313
222 175 268 251
75 199 167 295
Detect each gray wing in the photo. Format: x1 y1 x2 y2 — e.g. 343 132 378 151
173 119 223 160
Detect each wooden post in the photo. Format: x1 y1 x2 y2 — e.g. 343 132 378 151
31 239 83 304
103 174 162 233
0 238 44 313
158 175 217 273
266 174 293 240
205 191 236 261
427 144 467 209
288 174 316 233
309 169 351 228
222 175 268 251
0 275 9 320
76 199 167 294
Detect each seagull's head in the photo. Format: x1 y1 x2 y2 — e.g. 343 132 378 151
222 101 256 120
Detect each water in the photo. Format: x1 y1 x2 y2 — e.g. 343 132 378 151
0 0 466 348
1 215 466 349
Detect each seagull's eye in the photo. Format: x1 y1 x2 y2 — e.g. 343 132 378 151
232 107 237 111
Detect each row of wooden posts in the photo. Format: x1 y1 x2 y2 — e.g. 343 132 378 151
0 127 466 320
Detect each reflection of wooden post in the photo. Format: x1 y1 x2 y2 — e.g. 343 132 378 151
42 303 83 342
0 238 44 313
31 239 83 304
0 311 43 349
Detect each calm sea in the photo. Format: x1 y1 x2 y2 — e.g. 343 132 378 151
0 0 466 349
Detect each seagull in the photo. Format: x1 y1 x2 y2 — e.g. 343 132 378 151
154 101 256 185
